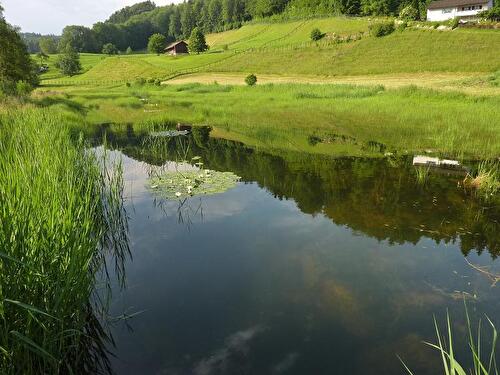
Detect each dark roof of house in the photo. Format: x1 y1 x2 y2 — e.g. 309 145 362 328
427 0 487 9
165 40 188 50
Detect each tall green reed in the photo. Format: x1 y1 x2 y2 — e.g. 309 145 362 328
0 107 128 374
400 302 498 375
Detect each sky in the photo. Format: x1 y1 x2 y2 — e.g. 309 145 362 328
2 0 181 34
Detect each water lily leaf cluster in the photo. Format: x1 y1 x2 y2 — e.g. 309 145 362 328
150 168 241 199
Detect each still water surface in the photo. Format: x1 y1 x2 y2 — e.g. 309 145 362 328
97 126 500 375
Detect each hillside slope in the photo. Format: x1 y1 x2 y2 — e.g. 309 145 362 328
41 17 500 86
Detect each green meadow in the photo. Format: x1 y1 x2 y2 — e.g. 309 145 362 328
41 81 500 159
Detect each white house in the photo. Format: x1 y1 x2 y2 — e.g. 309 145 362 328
427 0 494 21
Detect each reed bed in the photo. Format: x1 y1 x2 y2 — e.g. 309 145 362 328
0 107 128 374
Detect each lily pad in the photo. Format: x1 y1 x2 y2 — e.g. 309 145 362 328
149 168 241 199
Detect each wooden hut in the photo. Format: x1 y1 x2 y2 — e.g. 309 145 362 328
165 41 189 55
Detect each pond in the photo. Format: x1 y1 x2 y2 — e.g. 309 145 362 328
93 124 500 375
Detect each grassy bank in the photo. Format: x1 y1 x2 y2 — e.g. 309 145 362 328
46 82 500 159
0 105 127 373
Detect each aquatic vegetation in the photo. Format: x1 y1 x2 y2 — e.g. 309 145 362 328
0 107 128 374
414 166 431 186
150 164 241 199
400 304 498 375
463 160 500 200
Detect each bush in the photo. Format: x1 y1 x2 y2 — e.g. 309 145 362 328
397 21 408 31
154 78 161 86
399 4 419 20
310 28 324 41
369 21 395 37
479 5 500 21
245 74 257 86
135 77 146 86
126 82 131 87
16 81 33 97
102 43 118 55
147 77 155 84
0 78 17 96
449 17 460 29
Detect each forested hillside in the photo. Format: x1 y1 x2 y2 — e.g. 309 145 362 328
54 0 428 54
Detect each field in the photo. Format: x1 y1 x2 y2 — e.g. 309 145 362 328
38 82 500 159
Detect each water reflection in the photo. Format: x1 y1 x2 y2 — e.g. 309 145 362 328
87 123 499 375
91 123 499 258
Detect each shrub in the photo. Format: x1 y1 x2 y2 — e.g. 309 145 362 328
449 17 460 29
399 4 419 20
147 77 155 84
397 21 408 31
102 43 118 55
479 5 500 21
154 78 161 86
245 74 257 86
369 21 395 37
126 82 131 87
16 81 32 97
0 78 17 96
135 77 146 86
310 28 324 41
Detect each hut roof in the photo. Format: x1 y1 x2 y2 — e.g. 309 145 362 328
165 40 188 50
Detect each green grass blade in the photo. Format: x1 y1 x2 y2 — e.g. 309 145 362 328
397 354 415 375
4 299 60 321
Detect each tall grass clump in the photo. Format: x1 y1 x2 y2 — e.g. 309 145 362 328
400 303 498 375
0 107 128 374
463 160 500 200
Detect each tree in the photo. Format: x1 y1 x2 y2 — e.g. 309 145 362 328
92 22 127 51
181 2 196 38
59 25 97 52
126 46 133 54
39 36 57 54
102 43 119 55
168 8 182 40
55 46 81 76
148 33 167 54
188 27 208 54
0 11 39 95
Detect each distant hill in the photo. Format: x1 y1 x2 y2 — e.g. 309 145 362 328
106 1 157 24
